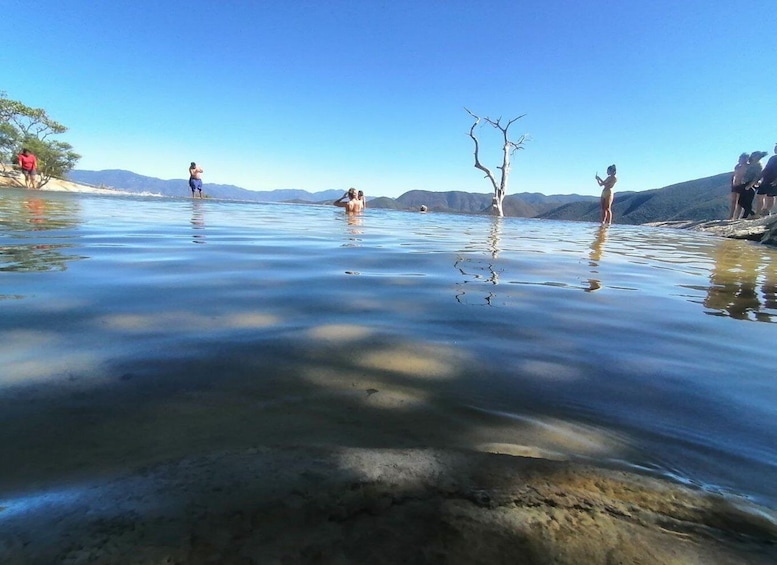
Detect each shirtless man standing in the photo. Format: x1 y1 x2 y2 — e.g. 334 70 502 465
189 162 204 198
333 187 364 213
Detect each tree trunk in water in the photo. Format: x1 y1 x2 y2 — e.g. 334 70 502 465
465 109 526 219
493 193 504 217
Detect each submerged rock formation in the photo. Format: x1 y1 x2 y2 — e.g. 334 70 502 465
1 447 776 564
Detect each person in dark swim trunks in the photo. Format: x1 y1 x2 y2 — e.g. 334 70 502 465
189 162 204 198
17 148 38 189
730 152 749 219
740 151 767 219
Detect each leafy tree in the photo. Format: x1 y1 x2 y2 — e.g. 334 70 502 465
0 92 81 188
21 137 81 188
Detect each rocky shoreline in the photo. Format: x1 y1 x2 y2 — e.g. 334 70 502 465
646 215 777 246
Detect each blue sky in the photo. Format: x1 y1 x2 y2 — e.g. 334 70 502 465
2 0 774 198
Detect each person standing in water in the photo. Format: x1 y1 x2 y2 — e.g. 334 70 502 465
357 190 366 209
189 162 204 198
595 164 617 225
333 187 364 213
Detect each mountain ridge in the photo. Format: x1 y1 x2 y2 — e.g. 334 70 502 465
68 169 731 224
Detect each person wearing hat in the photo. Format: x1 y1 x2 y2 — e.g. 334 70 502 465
756 144 777 216
333 187 364 213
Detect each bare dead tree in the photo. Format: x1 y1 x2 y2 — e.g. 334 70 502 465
465 108 527 217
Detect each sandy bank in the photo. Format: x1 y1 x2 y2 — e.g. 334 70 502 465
1 447 776 564
0 165 131 196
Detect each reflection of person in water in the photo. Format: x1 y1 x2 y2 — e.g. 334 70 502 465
586 225 608 291
704 239 763 321
190 200 206 244
25 198 47 227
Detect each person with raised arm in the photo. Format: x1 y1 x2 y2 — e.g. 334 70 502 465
333 187 364 213
595 164 617 225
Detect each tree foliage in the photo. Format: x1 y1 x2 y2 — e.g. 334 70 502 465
0 92 80 188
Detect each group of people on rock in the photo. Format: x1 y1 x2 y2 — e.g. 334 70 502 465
730 144 777 220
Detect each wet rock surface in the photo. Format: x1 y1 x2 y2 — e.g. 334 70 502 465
1 447 775 565
646 215 777 245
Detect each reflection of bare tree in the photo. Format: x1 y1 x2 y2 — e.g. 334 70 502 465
455 220 503 304
190 200 206 244
704 239 776 323
586 225 608 292
488 217 502 259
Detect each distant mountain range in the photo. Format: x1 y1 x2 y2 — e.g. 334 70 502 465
68 169 345 203
68 169 732 224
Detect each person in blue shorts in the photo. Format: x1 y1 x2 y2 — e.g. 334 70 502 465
189 162 204 198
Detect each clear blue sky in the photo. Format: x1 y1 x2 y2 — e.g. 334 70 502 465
2 0 774 198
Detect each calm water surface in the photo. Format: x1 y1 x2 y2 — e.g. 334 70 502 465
1 188 776 507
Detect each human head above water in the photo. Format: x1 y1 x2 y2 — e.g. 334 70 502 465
347 187 357 199
190 162 196 168
606 164 616 176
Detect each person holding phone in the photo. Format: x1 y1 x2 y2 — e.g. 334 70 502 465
595 164 617 225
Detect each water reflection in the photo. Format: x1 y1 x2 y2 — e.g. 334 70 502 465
586 225 608 292
0 192 84 273
341 214 364 247
190 200 206 244
0 193 80 232
488 217 502 259
455 219 502 305
703 239 777 322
